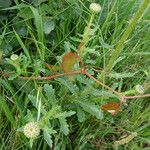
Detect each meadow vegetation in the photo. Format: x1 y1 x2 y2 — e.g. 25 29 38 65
0 0 150 149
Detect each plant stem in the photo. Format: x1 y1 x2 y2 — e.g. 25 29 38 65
124 94 150 99
84 71 123 98
79 14 95 55
18 70 82 80
121 89 136 96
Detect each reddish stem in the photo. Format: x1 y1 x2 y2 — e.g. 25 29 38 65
84 71 123 98
19 70 82 80
124 94 150 99
1 52 150 101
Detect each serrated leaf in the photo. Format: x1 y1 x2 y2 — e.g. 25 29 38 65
59 118 69 136
62 52 78 73
28 94 37 107
45 106 61 120
43 131 53 148
28 94 46 114
64 41 76 52
43 127 56 147
24 109 34 122
81 87 117 98
44 84 56 106
109 72 136 79
91 89 117 97
77 106 86 122
55 111 76 118
78 101 103 119
56 78 78 94
39 106 61 127
112 56 126 69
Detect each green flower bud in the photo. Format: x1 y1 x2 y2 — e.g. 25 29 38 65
10 54 19 61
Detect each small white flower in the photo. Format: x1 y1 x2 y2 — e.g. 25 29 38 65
10 54 19 61
89 3 101 14
135 84 144 94
23 122 40 139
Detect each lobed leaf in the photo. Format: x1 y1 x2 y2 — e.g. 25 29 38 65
44 84 56 106
59 117 69 136
78 101 103 119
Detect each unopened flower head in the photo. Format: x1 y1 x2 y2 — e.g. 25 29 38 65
135 84 144 94
10 54 19 61
23 122 40 139
89 3 101 14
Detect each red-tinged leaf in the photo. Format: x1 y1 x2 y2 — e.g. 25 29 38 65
101 102 120 115
62 52 78 73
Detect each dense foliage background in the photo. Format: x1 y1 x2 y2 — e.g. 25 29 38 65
0 0 150 149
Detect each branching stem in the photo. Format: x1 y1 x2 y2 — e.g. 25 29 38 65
1 52 150 102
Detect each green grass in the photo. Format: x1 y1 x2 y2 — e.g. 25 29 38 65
0 0 150 149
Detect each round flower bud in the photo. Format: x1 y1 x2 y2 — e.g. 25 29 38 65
10 54 19 61
23 122 40 139
89 3 101 14
135 84 144 94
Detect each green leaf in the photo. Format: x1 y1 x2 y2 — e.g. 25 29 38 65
56 78 78 94
29 139 34 148
29 6 44 45
32 0 48 6
8 72 20 80
55 111 76 118
29 5 45 60
40 106 61 122
24 110 34 122
43 131 53 148
28 94 37 108
18 7 33 19
44 20 55 34
1 3 27 10
109 72 136 79
14 30 31 61
64 41 76 51
44 84 56 106
112 56 126 69
0 95 16 128
0 0 12 8
78 101 103 119
59 118 69 136
28 94 46 114
77 106 86 122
